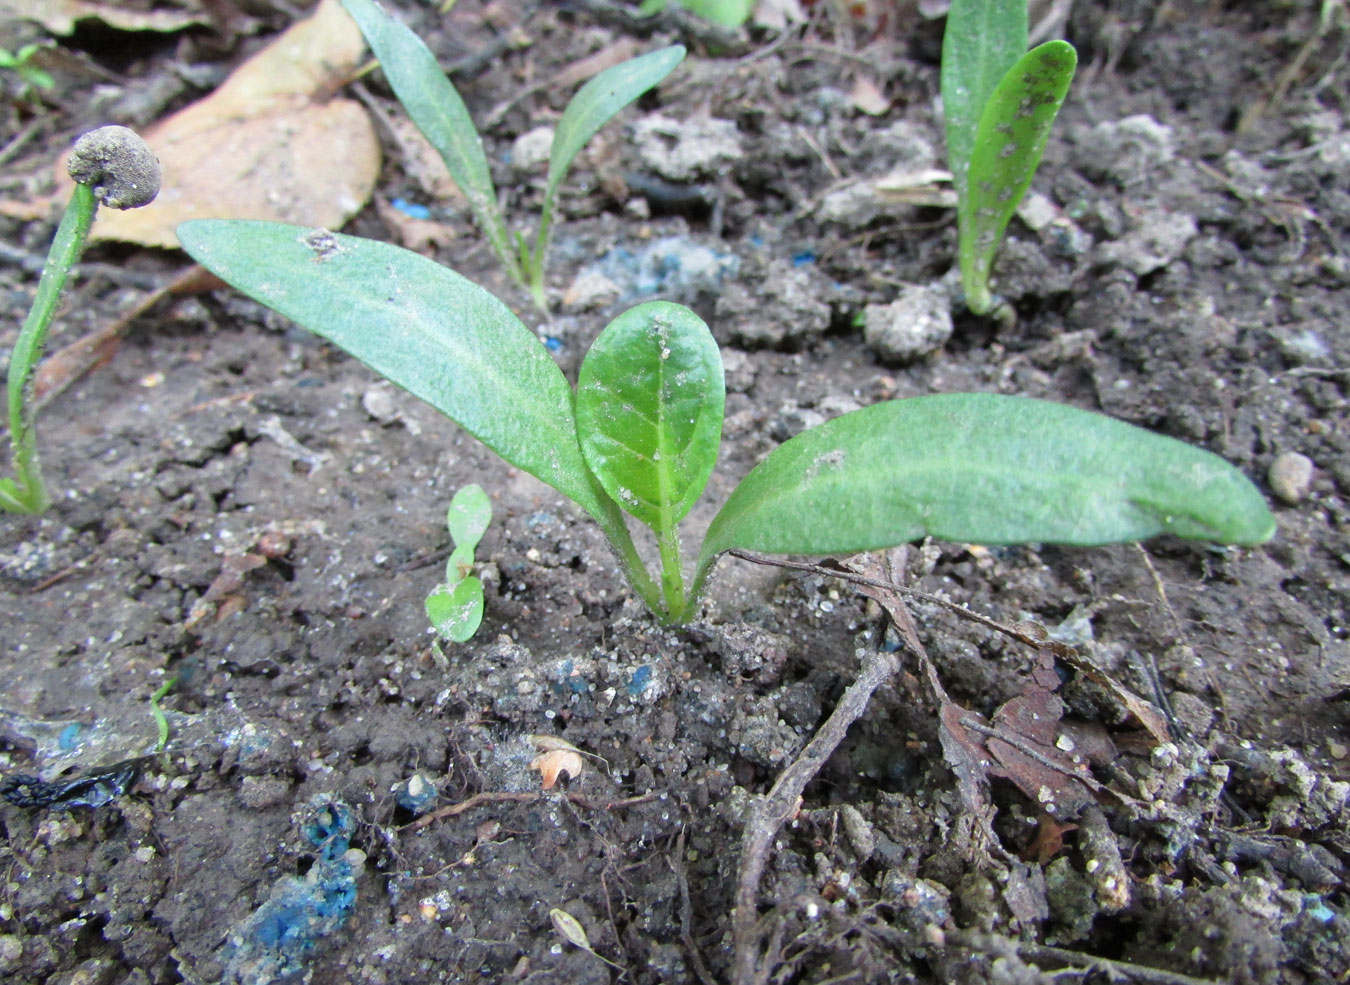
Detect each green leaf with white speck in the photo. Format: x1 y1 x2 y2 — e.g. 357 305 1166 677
576 301 723 531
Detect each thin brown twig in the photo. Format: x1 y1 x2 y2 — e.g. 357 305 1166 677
402 789 661 833
948 930 1226 985
726 549 1049 649
672 827 719 985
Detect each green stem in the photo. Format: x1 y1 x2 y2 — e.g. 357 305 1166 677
150 674 179 753
589 492 665 620
2 182 98 514
656 525 686 623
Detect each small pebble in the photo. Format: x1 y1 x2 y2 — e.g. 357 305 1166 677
1268 451 1314 505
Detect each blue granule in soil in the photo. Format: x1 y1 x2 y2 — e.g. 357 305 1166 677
390 197 432 220
626 665 653 697
220 800 363 985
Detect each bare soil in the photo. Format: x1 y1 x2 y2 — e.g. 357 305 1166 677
1 2 1348 984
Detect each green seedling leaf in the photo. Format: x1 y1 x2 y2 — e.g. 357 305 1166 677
576 300 724 531
959 40 1076 314
447 483 492 558
674 0 753 27
177 220 607 523
426 576 484 643
700 393 1275 569
339 0 517 281
941 0 1029 199
529 45 684 296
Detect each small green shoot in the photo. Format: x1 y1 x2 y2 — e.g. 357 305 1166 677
178 219 1276 626
426 483 493 643
339 0 684 310
149 676 179 754
2 126 160 514
0 44 56 92
636 0 754 27
941 0 1077 315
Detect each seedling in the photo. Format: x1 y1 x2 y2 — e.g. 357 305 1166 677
178 219 1275 625
941 0 1076 316
425 483 492 643
339 0 684 310
636 0 753 28
0 44 56 93
2 126 160 514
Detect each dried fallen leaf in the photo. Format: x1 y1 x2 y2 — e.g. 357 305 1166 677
528 734 584 754
0 0 206 35
54 0 378 248
529 749 584 790
850 75 891 116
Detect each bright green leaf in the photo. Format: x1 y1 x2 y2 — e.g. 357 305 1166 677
447 483 492 556
426 577 484 643
176 220 609 522
674 0 753 28
339 0 517 281
959 40 1076 314
700 394 1275 568
941 0 1028 200
576 301 723 531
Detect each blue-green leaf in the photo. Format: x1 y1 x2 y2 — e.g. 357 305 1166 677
177 220 609 522
576 301 723 531
447 483 492 558
340 0 517 281
700 393 1275 569
427 577 484 643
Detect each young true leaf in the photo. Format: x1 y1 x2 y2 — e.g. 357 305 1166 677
446 483 492 560
339 0 517 281
426 577 484 644
698 393 1275 579
959 40 1076 314
576 301 724 531
940 0 1028 198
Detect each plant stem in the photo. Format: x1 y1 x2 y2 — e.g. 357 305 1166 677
656 525 686 622
591 494 666 619
1 182 98 513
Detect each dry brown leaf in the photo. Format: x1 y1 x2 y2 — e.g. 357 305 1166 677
529 749 584 790
0 0 207 35
55 0 379 248
850 75 891 116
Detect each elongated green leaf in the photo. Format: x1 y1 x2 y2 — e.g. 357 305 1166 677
941 0 1028 198
959 40 1076 314
675 0 753 27
530 45 684 289
339 0 517 281
576 301 723 531
700 394 1275 566
427 576 484 643
547 46 685 202
447 483 492 557
176 220 609 522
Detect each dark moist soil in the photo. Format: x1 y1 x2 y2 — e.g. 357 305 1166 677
2 2 1349 984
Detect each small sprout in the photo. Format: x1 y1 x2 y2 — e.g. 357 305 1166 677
149 675 179 754
340 0 683 310
1 125 159 514
529 749 585 790
0 43 56 92
941 0 1076 315
177 220 1277 627
549 908 624 970
425 484 492 643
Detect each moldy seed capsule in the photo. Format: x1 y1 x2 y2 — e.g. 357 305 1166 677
67 125 161 210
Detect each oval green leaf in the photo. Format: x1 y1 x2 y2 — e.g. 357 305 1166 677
960 40 1076 313
447 483 492 556
576 301 724 531
426 577 484 643
176 220 610 525
701 393 1275 564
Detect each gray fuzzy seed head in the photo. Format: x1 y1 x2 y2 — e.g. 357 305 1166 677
67 125 161 209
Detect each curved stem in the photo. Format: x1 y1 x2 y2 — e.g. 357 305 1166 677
3 182 98 513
